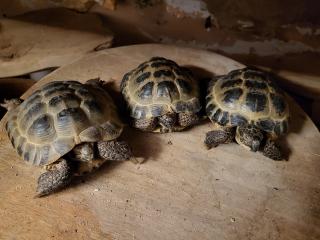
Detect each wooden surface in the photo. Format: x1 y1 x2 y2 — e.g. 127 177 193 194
258 66 320 99
0 8 113 78
0 44 320 240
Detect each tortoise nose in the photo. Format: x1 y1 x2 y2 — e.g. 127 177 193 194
251 139 260 152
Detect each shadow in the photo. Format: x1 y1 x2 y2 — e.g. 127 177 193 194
227 52 320 77
121 127 163 161
102 80 130 124
67 129 163 188
278 136 292 161
182 65 216 117
288 105 307 135
69 160 124 189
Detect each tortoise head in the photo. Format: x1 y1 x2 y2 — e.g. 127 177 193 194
236 124 264 152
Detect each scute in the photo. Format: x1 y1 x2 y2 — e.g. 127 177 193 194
136 72 151 84
245 92 267 112
157 81 179 98
121 57 201 119
5 80 123 166
223 88 243 105
221 79 242 88
138 82 154 99
27 114 56 143
206 67 289 136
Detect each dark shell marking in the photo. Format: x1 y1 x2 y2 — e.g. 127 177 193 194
132 105 148 119
138 82 154 99
207 105 231 126
151 61 176 68
177 79 192 94
175 99 200 113
82 100 103 114
245 80 267 89
24 94 42 108
27 114 56 143
243 69 268 81
223 88 243 104
20 102 46 128
49 93 80 108
151 105 165 116
120 72 131 91
245 92 267 112
153 70 173 78
256 119 275 132
136 63 149 73
136 72 151 84
221 79 242 88
230 114 248 126
157 81 179 98
270 93 286 115
205 103 216 115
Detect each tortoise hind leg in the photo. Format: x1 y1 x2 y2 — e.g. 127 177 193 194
133 117 157 132
178 112 199 128
205 125 235 149
1 98 22 111
158 113 176 133
97 140 132 161
35 158 73 197
262 138 282 160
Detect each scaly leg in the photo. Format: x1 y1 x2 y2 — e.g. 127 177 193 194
158 113 176 133
133 117 157 132
178 112 199 128
97 140 132 161
263 138 282 160
205 125 235 149
35 158 73 197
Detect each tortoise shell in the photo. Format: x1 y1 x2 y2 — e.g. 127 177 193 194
121 57 201 119
206 67 289 136
5 80 123 166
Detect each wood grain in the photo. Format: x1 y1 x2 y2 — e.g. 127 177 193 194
0 8 113 78
0 44 319 240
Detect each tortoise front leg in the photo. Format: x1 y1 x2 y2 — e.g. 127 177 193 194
133 117 157 132
204 126 235 149
35 158 73 197
97 140 132 161
262 138 282 160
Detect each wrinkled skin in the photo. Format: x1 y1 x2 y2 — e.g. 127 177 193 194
36 140 132 197
134 112 199 132
205 124 283 160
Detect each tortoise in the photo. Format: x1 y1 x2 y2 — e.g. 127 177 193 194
2 80 132 197
204 67 289 160
120 57 201 132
